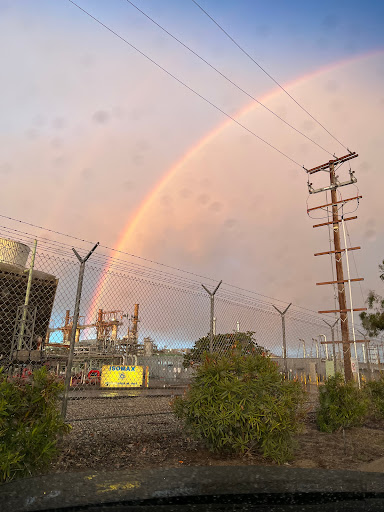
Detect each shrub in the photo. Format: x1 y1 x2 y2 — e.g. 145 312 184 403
172 351 305 464
0 366 71 483
316 373 369 432
183 331 267 368
365 374 384 419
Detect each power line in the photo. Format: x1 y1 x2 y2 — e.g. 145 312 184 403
0 224 292 309
0 213 231 284
124 0 333 157
0 213 336 319
1 225 330 322
67 0 304 169
1 225 321 314
191 0 351 153
0 224 213 289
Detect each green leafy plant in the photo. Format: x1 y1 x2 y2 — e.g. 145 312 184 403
0 366 71 483
183 331 267 368
359 259 384 337
316 373 369 432
365 374 384 419
173 351 305 463
359 291 384 337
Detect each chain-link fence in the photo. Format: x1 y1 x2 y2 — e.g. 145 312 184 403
1 228 382 426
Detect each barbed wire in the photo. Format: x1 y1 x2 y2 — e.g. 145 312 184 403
0 221 340 322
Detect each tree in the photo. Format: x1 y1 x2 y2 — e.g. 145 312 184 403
182 331 267 368
359 259 384 337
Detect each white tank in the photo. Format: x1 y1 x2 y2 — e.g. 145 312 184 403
0 238 30 268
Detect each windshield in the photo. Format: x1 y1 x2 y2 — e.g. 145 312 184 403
1 0 384 510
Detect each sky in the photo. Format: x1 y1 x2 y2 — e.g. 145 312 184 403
1 0 384 317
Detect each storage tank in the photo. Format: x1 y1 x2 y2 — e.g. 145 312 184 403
143 338 153 357
0 238 30 268
0 239 58 359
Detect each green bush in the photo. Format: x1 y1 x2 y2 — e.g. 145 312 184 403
365 374 384 419
316 373 369 432
172 351 305 464
0 366 71 483
183 331 266 368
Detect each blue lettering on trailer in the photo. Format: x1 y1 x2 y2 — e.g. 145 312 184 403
109 366 136 371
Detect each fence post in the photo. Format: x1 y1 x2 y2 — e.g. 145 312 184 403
201 280 222 353
313 338 319 359
323 318 339 376
272 303 291 377
357 329 371 381
299 338 306 359
318 335 329 360
18 239 37 350
61 242 99 419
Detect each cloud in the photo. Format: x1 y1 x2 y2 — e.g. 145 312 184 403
1 4 383 317
114 54 384 310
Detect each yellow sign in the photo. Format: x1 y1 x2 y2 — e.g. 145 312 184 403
101 365 143 388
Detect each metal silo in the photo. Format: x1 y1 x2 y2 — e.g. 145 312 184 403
0 238 30 268
0 238 58 360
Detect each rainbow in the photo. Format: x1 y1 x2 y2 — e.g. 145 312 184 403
91 49 382 309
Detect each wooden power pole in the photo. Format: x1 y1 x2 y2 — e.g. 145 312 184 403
306 152 367 382
329 161 352 381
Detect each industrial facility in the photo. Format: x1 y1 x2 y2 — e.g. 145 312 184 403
45 303 194 386
0 238 58 361
2 237 379 388
0 236 192 387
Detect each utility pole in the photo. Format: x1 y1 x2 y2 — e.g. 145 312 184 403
306 152 366 382
329 161 352 381
272 303 291 377
202 280 222 353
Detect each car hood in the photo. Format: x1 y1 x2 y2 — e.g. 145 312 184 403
2 465 384 511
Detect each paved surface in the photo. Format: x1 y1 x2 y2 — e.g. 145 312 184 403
3 465 384 512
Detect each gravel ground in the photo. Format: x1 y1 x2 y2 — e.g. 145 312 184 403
52 398 197 474
66 396 174 421
48 389 384 474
